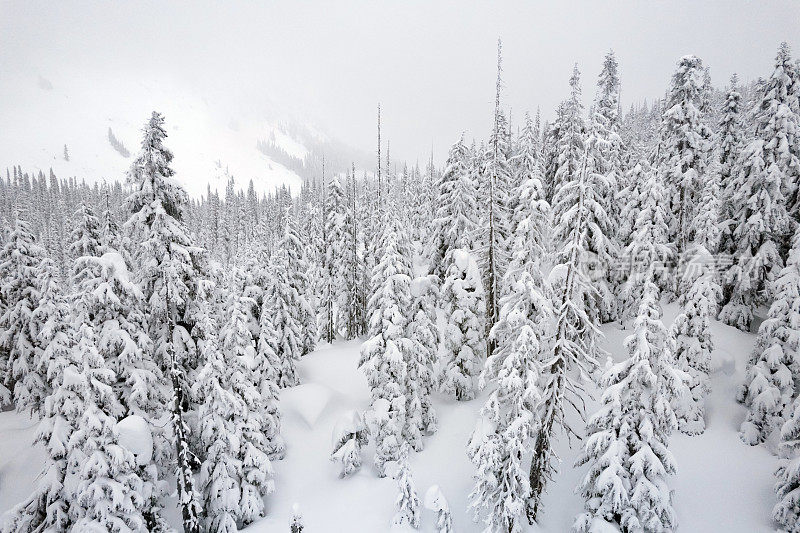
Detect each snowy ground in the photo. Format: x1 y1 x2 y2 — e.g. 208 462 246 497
0 301 782 531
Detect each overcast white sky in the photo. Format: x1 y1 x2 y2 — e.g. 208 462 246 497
2 1 799 165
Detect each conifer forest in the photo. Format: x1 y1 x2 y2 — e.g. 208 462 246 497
1 2 800 532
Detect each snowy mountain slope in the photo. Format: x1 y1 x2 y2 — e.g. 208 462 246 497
0 302 781 531
0 73 313 198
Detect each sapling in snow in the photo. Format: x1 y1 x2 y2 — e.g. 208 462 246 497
392 445 421 529
330 410 369 477
424 485 454 533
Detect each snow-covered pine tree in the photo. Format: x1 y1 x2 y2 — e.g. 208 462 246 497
718 74 744 256
13 259 65 416
330 410 369 477
197 282 276 529
506 111 551 293
552 65 614 326
424 485 454 533
123 111 202 533
738 226 800 445
618 156 672 323
68 224 171 528
429 137 478 280
477 39 513 351
670 172 722 434
1 261 74 533
661 55 712 260
720 46 795 330
359 215 415 476
283 206 319 353
0 213 45 408
468 221 550 531
615 154 646 262
100 193 123 254
773 394 800 531
468 133 551 530
551 66 586 229
263 245 303 388
322 175 347 342
68 202 102 261
529 142 602 521
408 274 439 436
75 248 165 421
392 445 421 529
440 248 486 401
589 51 623 322
290 504 304 533
66 320 149 531
575 274 680 533
778 44 800 226
193 297 238 527
229 304 277 526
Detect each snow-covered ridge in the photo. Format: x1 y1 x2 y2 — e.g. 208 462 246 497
0 74 323 198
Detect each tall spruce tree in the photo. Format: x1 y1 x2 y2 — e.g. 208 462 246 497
661 55 712 259
739 226 800 445
529 139 602 522
575 275 681 532
478 39 513 351
0 213 45 407
123 111 202 533
359 215 416 475
720 44 795 330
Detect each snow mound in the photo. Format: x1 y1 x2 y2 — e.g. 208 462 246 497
423 484 449 512
116 415 153 466
284 383 333 428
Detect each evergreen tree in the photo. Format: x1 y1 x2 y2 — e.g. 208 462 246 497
721 44 797 330
589 51 623 322
618 158 672 322
15 260 66 416
0 214 45 407
773 394 800 531
671 244 721 435
330 410 369 477
68 203 102 261
477 39 513 350
661 55 712 256
424 485 454 533
739 227 800 445
440 249 486 401
322 176 347 342
284 207 318 353
552 65 614 325
264 246 304 388
529 141 602 521
290 504 304 533
429 138 478 279
718 74 744 256
468 140 551 530
197 286 276 529
407 275 440 436
392 445 421 529
1 262 74 533
359 216 415 476
123 111 202 533
67 321 148 531
575 276 680 533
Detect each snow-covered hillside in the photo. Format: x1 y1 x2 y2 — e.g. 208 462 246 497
0 74 316 198
0 301 780 532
